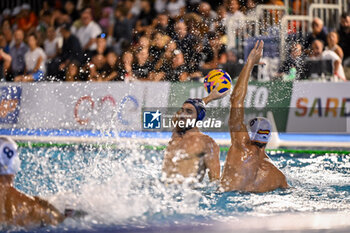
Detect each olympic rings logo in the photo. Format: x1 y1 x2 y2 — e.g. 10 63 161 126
74 95 139 125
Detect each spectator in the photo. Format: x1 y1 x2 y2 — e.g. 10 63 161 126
276 43 306 80
167 0 186 19
57 23 83 78
150 32 168 63
11 6 22 30
198 2 217 32
245 0 257 17
202 32 227 69
14 34 47 82
0 48 12 82
64 0 80 22
173 20 195 64
325 32 343 60
99 6 113 33
17 4 38 34
44 26 59 60
135 0 156 34
154 13 174 36
112 6 135 55
155 0 167 14
72 8 102 51
65 60 81 81
338 13 350 65
165 49 189 82
225 0 245 49
119 50 134 81
132 48 154 80
88 33 112 62
305 17 328 50
309 40 346 81
150 39 177 81
226 0 245 30
103 51 120 81
9 29 28 77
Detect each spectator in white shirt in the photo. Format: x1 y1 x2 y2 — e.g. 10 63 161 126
72 8 102 51
310 39 346 81
14 34 47 82
167 0 186 19
44 26 59 60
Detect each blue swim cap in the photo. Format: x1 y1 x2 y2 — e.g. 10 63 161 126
183 98 206 121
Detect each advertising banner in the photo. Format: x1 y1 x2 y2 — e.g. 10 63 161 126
286 82 350 133
0 82 170 131
167 81 293 132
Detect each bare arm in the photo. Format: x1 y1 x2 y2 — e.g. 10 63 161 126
0 49 12 71
33 56 43 72
34 196 65 225
204 140 220 181
229 41 264 145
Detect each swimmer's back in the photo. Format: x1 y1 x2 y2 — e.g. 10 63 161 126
0 185 64 227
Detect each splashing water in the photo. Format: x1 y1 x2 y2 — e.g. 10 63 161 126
12 145 350 231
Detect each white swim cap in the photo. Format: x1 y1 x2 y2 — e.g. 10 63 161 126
248 117 271 144
0 137 21 175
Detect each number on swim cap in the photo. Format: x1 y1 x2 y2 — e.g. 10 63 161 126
3 146 14 159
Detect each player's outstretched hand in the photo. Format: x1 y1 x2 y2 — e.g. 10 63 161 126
203 85 230 104
247 40 265 66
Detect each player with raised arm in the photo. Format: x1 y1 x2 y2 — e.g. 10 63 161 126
220 41 288 193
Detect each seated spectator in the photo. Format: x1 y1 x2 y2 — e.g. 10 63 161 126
198 2 217 32
14 34 47 82
166 49 189 81
118 50 134 81
103 51 120 81
150 39 177 81
338 13 350 66
72 8 102 52
155 0 167 14
173 20 195 64
99 6 113 33
112 6 135 55
201 32 227 69
9 29 28 77
17 4 38 34
58 23 83 74
154 13 174 37
88 33 112 62
167 0 186 19
64 0 80 22
276 43 306 80
226 0 245 30
86 54 107 82
135 0 156 35
132 48 154 80
44 26 59 60
150 32 168 63
0 48 12 81
304 17 327 50
309 40 346 81
65 60 81 82
325 31 343 60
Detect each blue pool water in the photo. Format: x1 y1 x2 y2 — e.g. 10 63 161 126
7 145 350 232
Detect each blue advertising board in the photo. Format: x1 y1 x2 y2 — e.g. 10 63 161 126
0 86 21 124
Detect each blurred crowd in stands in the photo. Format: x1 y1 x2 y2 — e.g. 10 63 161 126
0 0 349 82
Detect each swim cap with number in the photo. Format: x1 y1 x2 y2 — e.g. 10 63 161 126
0 137 21 175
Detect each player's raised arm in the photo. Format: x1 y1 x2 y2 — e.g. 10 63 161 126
229 41 264 144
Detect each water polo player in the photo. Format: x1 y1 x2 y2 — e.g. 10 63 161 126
220 41 288 193
0 136 83 227
162 86 228 184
